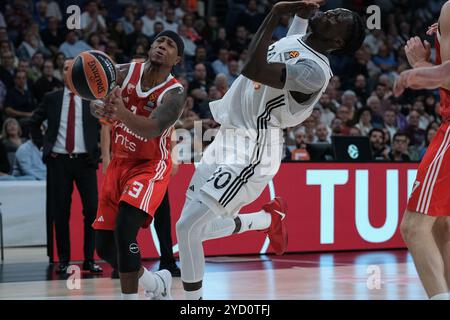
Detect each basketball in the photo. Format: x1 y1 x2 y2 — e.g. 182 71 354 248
65 50 117 100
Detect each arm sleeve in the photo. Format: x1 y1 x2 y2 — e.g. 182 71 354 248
286 15 309 37
284 59 326 94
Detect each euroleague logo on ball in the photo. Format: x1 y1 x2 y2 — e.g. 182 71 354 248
347 144 359 159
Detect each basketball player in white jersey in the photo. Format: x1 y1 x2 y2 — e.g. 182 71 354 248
175 1 365 300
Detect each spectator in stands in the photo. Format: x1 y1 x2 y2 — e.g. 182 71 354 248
273 14 290 40
237 0 265 34
34 1 49 31
118 5 135 35
419 125 438 160
202 16 220 45
58 31 92 59
212 27 230 54
0 50 15 90
127 19 149 57
189 63 210 104
367 96 384 128
405 110 426 150
28 51 44 83
33 59 63 103
41 17 65 56
230 26 250 56
412 100 431 130
1 117 24 155
81 0 107 35
4 71 36 136
86 32 106 52
349 126 363 136
372 42 397 73
369 128 389 161
314 123 331 144
141 3 163 37
290 127 310 161
182 13 201 43
192 46 215 81
335 105 352 135
0 138 11 177
317 93 337 126
330 117 345 136
214 73 229 98
388 132 411 162
195 85 221 119
352 74 369 105
355 107 373 137
12 126 46 180
227 60 239 86
178 24 197 58
109 22 128 55
149 21 165 44
17 30 49 60
163 7 179 32
52 52 65 82
383 108 399 143
341 90 358 119
212 48 229 76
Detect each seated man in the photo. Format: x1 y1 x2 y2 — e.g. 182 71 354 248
12 127 46 180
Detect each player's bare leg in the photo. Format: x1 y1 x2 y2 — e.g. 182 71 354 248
400 210 449 299
432 217 450 289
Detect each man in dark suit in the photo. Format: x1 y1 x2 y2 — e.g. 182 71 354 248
29 59 102 274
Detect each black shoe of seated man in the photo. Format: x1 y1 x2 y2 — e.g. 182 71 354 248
56 262 69 274
159 262 181 277
82 260 103 273
111 268 120 279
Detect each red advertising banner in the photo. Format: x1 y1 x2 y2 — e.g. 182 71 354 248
56 163 417 261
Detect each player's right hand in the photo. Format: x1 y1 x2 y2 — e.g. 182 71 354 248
405 36 431 68
272 1 321 17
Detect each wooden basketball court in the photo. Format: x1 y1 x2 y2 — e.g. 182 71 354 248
0 247 427 300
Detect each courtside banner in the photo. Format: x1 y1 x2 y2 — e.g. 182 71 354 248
57 163 417 261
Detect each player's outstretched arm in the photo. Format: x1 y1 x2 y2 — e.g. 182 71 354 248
241 1 319 89
393 60 450 97
106 86 186 139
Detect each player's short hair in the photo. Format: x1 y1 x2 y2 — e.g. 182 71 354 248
337 12 366 55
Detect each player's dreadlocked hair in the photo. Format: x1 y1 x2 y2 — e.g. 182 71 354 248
336 11 366 55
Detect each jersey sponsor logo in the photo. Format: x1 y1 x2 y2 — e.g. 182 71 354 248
189 185 195 192
114 132 137 152
127 83 136 94
284 51 300 60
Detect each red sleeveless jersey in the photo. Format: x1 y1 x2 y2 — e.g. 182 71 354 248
435 32 450 119
111 62 183 162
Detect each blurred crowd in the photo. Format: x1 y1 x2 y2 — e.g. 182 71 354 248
0 0 447 180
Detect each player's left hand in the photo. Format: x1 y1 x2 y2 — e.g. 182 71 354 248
427 22 438 36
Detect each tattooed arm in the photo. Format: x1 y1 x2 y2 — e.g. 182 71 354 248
106 86 186 139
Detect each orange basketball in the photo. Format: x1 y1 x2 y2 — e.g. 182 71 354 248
65 50 117 100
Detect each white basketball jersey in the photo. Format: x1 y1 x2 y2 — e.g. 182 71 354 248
209 35 333 139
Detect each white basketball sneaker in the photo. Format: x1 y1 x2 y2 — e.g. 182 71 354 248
151 269 173 300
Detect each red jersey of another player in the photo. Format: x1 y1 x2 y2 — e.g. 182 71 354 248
435 31 450 119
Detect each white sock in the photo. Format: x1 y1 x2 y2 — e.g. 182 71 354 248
237 211 271 233
430 292 450 300
139 268 158 293
185 288 203 300
121 293 139 300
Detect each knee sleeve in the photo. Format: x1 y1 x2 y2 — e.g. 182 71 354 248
95 230 117 269
114 202 148 273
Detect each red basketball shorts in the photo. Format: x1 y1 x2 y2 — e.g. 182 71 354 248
407 121 450 216
93 157 171 230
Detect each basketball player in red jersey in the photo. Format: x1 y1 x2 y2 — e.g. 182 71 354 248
90 31 186 300
393 2 450 300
